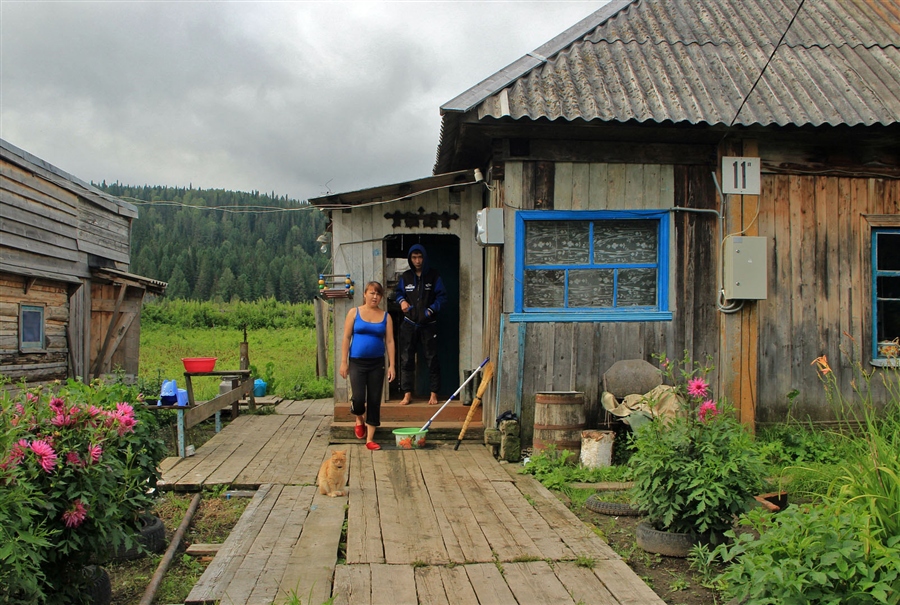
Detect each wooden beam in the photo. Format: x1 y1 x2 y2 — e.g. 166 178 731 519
183 377 251 430
91 283 127 378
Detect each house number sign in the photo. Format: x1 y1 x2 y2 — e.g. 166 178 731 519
722 156 760 195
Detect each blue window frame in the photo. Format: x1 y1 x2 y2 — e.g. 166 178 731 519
872 228 900 361
19 304 45 351
512 210 671 323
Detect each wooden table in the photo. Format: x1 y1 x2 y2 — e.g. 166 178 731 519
156 370 254 458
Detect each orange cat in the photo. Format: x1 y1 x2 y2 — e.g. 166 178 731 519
317 449 347 497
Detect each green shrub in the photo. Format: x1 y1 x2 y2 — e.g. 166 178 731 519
713 503 900 604
520 446 631 491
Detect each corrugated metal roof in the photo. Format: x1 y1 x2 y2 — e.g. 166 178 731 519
436 0 900 171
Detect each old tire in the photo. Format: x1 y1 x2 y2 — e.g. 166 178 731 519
584 494 642 517
84 566 111 605
634 522 698 558
110 514 166 561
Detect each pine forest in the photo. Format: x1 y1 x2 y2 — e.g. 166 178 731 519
98 183 329 303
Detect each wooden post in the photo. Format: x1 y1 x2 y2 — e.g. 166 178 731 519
315 297 329 378
240 340 255 411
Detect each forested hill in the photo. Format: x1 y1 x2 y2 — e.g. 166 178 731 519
97 183 328 303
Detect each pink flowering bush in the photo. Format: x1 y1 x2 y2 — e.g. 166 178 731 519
0 377 165 604
629 352 765 537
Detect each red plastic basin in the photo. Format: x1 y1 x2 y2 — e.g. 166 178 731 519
182 357 217 372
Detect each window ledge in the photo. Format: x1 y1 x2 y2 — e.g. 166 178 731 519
870 358 900 368
510 311 673 323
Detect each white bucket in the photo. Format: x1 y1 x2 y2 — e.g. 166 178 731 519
580 430 615 468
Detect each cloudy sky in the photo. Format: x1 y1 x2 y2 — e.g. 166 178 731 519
2 1 606 201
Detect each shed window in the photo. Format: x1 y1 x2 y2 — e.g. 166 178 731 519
19 304 45 351
873 229 900 361
513 210 671 323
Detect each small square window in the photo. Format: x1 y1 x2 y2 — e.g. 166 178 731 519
20 304 45 351
514 210 671 323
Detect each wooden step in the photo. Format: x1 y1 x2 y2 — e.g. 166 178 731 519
333 400 479 423
330 420 484 444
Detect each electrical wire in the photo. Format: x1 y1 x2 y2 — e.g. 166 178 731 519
121 198 318 214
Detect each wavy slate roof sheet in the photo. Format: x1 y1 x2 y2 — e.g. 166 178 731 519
436 0 900 171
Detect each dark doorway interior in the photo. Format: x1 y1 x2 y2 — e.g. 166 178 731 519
384 234 460 401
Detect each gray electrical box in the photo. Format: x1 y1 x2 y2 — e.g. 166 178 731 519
475 208 504 246
723 236 767 300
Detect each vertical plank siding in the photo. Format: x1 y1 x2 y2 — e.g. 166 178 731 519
755 175 900 421
329 185 485 403
500 158 899 434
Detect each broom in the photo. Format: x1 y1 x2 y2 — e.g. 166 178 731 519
454 361 495 450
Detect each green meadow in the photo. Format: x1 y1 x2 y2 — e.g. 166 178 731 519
138 299 334 401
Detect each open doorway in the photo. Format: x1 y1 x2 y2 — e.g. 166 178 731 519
384 234 460 401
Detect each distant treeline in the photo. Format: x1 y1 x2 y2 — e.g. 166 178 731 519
141 298 316 330
97 183 328 302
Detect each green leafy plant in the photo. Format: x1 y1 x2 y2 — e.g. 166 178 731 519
0 377 165 604
629 352 765 536
712 503 899 604
521 445 631 491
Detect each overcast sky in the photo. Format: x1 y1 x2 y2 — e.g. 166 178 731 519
1 1 606 201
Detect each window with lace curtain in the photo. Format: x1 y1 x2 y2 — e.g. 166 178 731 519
513 210 671 323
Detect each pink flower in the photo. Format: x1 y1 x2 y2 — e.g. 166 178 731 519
699 400 719 422
49 397 66 412
88 405 104 417
1 439 30 471
66 452 85 467
62 499 88 528
106 402 137 436
30 440 57 473
15 403 24 415
51 411 74 427
25 393 38 404
87 444 103 464
687 377 709 399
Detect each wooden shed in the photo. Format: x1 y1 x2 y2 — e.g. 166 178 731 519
316 0 900 440
1 139 166 387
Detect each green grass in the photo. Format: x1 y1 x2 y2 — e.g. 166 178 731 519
139 325 330 401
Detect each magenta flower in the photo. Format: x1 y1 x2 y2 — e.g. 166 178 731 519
87 444 103 464
25 393 38 404
15 403 24 415
687 377 709 399
30 439 58 473
49 397 66 412
699 400 719 422
1 439 30 471
66 452 85 467
62 499 88 528
51 411 74 427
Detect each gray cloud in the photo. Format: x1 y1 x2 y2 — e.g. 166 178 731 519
1 1 603 200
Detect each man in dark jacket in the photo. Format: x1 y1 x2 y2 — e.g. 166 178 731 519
395 244 447 405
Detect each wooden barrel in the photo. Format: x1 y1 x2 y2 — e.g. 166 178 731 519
533 391 586 459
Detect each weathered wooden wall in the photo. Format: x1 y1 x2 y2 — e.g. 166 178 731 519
1 144 141 386
0 273 70 384
493 161 725 445
89 282 144 377
329 185 485 403
756 174 900 422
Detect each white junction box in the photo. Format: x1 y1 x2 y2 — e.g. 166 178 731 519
475 208 504 246
723 236 767 300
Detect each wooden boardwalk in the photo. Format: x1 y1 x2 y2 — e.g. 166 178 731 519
160 399 664 605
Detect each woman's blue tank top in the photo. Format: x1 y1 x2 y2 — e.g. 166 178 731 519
349 309 387 359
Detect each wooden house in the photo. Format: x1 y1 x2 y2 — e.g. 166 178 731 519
312 0 900 442
1 139 166 387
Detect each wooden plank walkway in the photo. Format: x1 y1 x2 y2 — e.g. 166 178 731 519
164 399 665 605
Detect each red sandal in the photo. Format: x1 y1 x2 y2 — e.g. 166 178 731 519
354 424 365 439
365 442 381 451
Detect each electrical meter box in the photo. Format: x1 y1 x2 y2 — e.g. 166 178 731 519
723 236 768 300
476 208 504 246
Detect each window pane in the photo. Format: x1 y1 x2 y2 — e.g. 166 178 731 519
877 299 900 342
877 276 900 299
21 307 42 347
524 269 565 307
594 221 657 264
569 269 614 307
617 268 657 306
525 221 590 265
877 234 900 271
